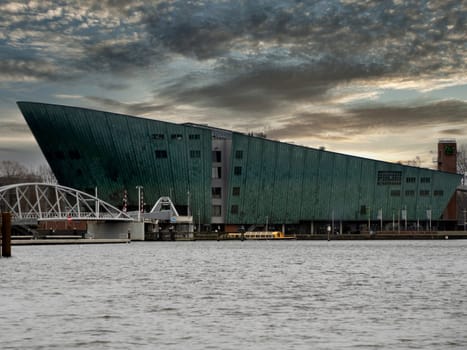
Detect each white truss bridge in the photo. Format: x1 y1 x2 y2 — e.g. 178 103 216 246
0 183 133 224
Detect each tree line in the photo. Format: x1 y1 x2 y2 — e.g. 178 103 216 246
0 160 56 186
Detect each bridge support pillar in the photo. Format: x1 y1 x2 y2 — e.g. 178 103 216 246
87 221 144 240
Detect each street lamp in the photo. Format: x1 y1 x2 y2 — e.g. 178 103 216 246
136 185 143 222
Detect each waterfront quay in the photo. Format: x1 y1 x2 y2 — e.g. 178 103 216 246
9 230 467 245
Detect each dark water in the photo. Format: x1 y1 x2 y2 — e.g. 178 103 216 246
1 240 466 349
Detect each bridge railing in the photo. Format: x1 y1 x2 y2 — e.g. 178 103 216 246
0 183 133 222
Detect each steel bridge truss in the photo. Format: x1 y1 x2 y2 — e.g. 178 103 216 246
0 183 133 223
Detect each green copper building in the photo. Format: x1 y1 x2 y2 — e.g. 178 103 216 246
18 101 461 233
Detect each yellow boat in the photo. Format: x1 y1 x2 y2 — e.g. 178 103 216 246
227 231 296 240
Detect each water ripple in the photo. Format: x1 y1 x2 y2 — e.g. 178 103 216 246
1 241 467 349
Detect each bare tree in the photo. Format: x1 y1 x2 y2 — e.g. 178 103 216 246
0 161 57 186
34 164 57 184
407 156 422 167
0 160 28 178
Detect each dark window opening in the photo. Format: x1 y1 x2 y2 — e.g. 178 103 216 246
152 133 164 140
212 167 222 179
212 150 222 162
420 190 430 196
232 187 240 196
234 166 242 175
231 205 239 214
421 177 431 183
69 150 81 160
405 190 415 196
390 190 401 196
212 205 222 217
360 205 367 215
235 150 243 159
406 177 416 183
55 151 65 160
171 134 183 140
189 134 200 140
155 150 168 158
212 187 222 199
434 190 444 196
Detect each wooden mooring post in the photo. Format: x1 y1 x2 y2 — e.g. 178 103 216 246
1 212 12 257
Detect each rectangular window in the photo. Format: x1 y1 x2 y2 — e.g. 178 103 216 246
434 190 444 196
390 190 401 196
231 205 239 214
421 177 431 183
212 167 222 179
190 150 201 158
360 205 367 215
155 150 168 158
405 190 415 196
212 187 222 199
234 166 242 175
212 150 222 162
235 150 243 159
189 134 200 140
377 171 402 185
152 133 164 140
406 177 416 183
232 187 240 196
420 190 430 196
212 205 222 217
171 134 183 140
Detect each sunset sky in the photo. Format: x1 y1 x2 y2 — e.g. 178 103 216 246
1 0 466 169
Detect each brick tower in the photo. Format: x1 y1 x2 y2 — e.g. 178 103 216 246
438 140 457 220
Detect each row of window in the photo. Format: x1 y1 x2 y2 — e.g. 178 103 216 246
155 149 202 159
378 172 433 185
151 133 201 140
391 189 444 197
212 187 241 198
216 187 443 199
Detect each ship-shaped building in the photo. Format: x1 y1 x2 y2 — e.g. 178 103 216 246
17 101 461 233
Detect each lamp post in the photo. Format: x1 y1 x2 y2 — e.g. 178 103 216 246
136 186 143 222
331 210 335 236
187 190 191 217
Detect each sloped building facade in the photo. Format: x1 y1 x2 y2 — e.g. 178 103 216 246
18 101 461 232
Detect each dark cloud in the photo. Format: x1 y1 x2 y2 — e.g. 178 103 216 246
0 59 71 82
267 100 467 141
440 128 466 136
144 0 466 70
97 82 130 91
162 57 387 113
1 0 466 118
140 0 466 111
0 120 33 135
84 96 170 116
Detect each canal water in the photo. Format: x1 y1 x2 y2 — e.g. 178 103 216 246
1 240 466 349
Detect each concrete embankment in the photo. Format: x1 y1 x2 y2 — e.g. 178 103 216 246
298 231 467 240
10 231 467 244
12 238 129 245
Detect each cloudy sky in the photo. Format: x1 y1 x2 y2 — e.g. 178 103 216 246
1 0 466 169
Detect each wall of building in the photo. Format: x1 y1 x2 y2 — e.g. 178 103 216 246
18 102 462 227
226 133 461 224
18 102 213 223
